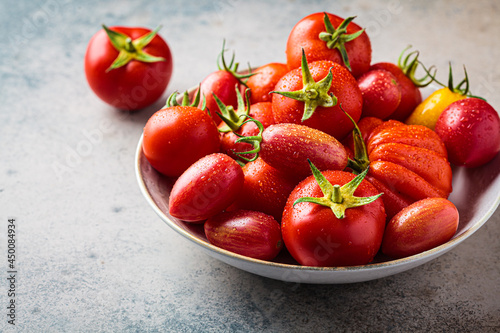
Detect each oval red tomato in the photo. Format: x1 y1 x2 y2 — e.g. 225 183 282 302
85 25 172 111
204 209 283 260
381 197 459 258
169 153 244 222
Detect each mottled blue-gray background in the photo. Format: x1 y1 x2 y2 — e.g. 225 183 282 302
1 0 499 332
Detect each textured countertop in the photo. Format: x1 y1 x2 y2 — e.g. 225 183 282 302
1 0 499 331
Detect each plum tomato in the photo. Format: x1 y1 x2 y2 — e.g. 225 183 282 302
85 25 172 111
272 53 363 141
227 157 298 222
282 162 386 267
381 197 459 259
204 210 283 261
169 153 244 222
236 121 348 180
142 94 220 177
286 12 371 78
435 98 500 168
357 69 401 119
246 63 289 104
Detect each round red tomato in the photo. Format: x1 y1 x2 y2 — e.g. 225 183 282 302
142 105 220 177
282 166 386 267
435 98 500 168
369 62 422 121
246 63 289 104
85 25 172 111
227 157 298 222
272 60 362 140
286 12 371 78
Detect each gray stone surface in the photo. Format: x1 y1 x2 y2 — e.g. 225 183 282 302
1 0 499 331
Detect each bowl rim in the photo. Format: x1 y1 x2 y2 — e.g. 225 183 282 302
135 133 500 273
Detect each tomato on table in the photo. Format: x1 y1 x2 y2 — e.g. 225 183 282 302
85 25 172 111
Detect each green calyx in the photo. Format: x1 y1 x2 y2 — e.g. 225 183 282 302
217 39 255 87
232 116 265 163
293 160 382 219
344 109 370 174
165 84 206 110
318 13 364 72
215 85 251 133
398 46 436 88
420 61 484 99
271 49 338 121
103 25 166 72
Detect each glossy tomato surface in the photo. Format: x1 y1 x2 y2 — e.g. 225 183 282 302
85 26 172 110
282 170 386 267
286 12 371 78
142 106 220 177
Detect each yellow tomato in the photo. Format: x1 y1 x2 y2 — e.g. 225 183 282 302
405 87 466 130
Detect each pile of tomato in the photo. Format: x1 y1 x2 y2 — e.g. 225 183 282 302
85 12 500 267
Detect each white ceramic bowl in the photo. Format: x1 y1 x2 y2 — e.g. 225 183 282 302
135 87 500 284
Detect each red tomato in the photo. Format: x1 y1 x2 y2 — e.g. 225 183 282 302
204 210 283 260
272 60 363 140
357 69 401 119
435 98 500 168
142 105 220 177
246 63 289 104
227 157 298 222
169 153 244 222
286 12 371 78
258 123 348 180
219 102 275 160
381 198 459 258
197 41 253 125
282 167 386 267
198 70 241 125
85 25 172 111
369 62 422 121
349 120 453 220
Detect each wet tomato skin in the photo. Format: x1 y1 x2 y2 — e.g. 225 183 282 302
204 209 283 261
259 123 348 180
282 170 386 267
381 197 459 258
142 106 220 177
169 153 244 222
435 98 500 168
